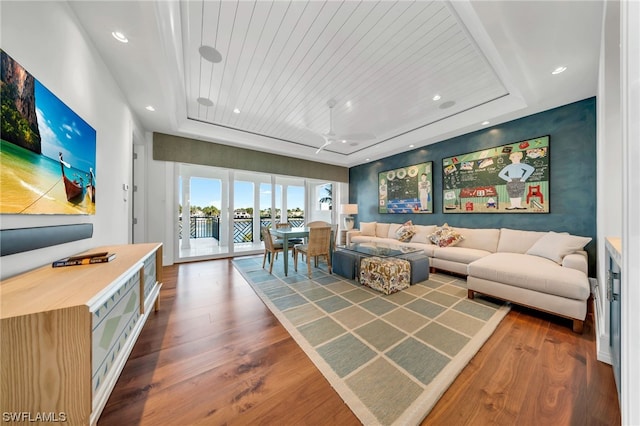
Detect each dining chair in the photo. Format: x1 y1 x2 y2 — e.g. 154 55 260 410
303 221 331 256
275 222 303 244
299 221 336 266
306 220 331 228
261 227 293 274
330 223 338 250
294 226 332 278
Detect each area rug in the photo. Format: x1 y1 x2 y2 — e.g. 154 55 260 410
233 255 510 425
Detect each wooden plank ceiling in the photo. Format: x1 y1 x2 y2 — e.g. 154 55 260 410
183 0 508 156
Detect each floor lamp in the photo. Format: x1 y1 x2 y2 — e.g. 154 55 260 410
340 204 358 230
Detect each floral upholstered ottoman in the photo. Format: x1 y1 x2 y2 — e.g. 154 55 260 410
360 257 411 295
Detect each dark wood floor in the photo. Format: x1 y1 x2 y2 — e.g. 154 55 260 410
98 259 620 425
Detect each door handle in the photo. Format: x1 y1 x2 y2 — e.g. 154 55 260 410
608 270 620 301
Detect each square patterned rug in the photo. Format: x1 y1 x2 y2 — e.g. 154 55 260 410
233 255 510 425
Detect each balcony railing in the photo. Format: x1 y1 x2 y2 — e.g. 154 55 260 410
179 216 305 243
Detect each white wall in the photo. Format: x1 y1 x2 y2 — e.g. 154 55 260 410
595 0 622 363
620 1 640 423
0 2 136 279
142 132 174 266
597 0 640 423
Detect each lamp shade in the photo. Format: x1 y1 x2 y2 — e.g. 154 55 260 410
340 204 358 215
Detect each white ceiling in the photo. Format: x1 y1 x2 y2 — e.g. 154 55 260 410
69 0 604 168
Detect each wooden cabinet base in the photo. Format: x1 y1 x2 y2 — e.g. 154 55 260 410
1 243 162 425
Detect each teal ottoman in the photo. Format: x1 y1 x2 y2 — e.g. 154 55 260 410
397 252 430 284
333 249 357 279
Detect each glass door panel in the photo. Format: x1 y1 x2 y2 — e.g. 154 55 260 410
314 183 333 224
286 185 305 227
259 182 282 231
177 164 228 260
233 180 256 253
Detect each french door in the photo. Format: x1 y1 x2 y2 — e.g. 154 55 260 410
177 164 229 260
175 165 334 261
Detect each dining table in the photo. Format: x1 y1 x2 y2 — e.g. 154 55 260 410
269 226 310 276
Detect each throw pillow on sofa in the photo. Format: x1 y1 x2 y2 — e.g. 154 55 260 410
526 231 592 263
429 223 464 247
411 225 437 244
387 223 402 238
395 220 416 242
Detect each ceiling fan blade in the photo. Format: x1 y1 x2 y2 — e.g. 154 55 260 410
313 99 338 154
315 139 332 154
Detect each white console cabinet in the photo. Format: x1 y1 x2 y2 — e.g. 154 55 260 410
1 243 162 425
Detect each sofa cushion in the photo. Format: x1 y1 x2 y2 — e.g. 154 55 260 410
410 225 436 244
400 242 436 257
468 253 589 300
497 228 547 254
526 231 592 264
432 246 490 264
453 227 500 252
376 222 391 238
387 223 402 239
360 222 377 236
350 235 376 244
351 236 398 246
562 252 588 275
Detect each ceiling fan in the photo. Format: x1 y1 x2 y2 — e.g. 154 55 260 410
314 99 375 154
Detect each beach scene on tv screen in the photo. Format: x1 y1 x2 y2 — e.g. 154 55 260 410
1 49 97 215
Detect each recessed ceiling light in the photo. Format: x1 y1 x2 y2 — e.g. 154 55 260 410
111 31 128 43
341 140 347 143
145 105 156 112
365 158 370 162
409 144 415 148
481 120 490 126
197 97 214 107
432 94 441 101
233 108 240 114
552 66 567 75
199 45 222 63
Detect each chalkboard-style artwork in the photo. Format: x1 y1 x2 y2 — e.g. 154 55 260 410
442 136 549 214
1 49 97 215
379 162 433 213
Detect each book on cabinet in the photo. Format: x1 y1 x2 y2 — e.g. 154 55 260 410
52 252 117 267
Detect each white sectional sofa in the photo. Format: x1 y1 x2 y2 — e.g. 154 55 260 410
347 222 592 333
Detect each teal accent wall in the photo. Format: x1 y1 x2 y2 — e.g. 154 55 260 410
349 97 597 274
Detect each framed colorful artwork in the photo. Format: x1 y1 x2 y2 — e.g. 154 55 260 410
1 49 96 215
442 135 549 213
379 162 433 213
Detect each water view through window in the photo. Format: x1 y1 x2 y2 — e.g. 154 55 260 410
178 168 310 260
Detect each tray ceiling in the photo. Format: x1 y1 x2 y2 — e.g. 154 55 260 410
68 0 603 167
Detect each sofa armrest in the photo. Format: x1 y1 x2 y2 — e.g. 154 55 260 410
562 251 588 275
346 230 361 245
